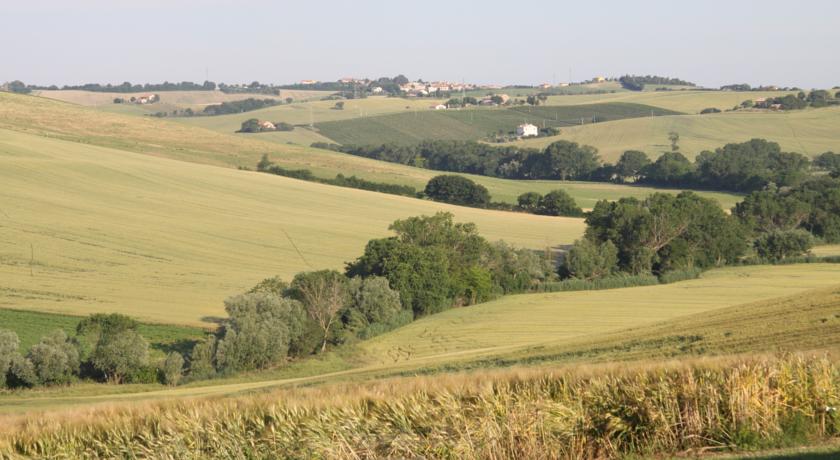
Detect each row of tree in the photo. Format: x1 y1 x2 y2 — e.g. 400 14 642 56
619 75 696 91
316 138 816 193
203 98 287 115
1 314 183 389
560 175 840 282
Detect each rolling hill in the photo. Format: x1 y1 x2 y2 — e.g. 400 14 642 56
0 92 741 208
513 107 840 162
313 102 679 145
0 128 583 326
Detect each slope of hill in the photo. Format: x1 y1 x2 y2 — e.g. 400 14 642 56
0 92 741 208
544 89 798 113
514 107 840 162
35 89 330 110
0 128 583 326
1 263 838 415
313 102 679 145
355 264 840 366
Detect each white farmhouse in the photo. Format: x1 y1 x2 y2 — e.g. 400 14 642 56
516 123 539 137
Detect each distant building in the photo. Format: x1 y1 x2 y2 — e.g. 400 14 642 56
259 120 276 130
539 83 552 89
516 123 539 137
300 80 319 85
593 76 606 83
432 104 447 110
371 86 384 94
497 94 510 104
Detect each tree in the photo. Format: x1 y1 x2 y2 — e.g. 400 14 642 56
160 352 184 386
537 190 583 217
343 276 406 339
285 97 294 104
424 175 491 207
188 335 217 380
6 80 31 94
642 152 694 186
76 313 139 362
700 107 721 114
753 229 813 261
668 131 680 152
239 118 262 133
27 330 79 385
561 239 618 280
0 329 20 388
91 329 149 384
814 152 840 172
615 150 651 183
517 192 542 212
333 101 345 110
542 141 601 180
215 292 306 370
256 154 272 171
289 271 349 353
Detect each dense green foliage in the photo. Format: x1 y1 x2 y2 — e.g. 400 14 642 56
346 213 553 316
619 75 695 91
203 98 281 115
565 192 747 278
424 175 491 207
517 190 583 217
57 81 216 92
318 138 810 193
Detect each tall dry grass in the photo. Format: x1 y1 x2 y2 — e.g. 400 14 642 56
1 354 838 459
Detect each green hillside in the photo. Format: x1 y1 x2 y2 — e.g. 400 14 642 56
514 107 840 162
314 102 679 145
0 92 740 208
0 128 582 326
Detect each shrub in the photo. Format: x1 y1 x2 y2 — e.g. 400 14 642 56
537 189 583 217
517 192 542 212
0 329 21 388
91 329 149 384
215 292 307 371
27 330 80 385
561 239 618 280
424 175 491 208
753 229 814 261
160 352 184 386
700 107 722 114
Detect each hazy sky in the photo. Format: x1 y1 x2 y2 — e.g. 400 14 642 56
3 0 837 88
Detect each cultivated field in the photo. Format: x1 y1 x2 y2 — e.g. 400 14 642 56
544 89 798 113
35 89 331 109
0 128 583 326
514 107 840 162
0 92 741 208
2 264 838 415
356 264 840 366
313 102 678 145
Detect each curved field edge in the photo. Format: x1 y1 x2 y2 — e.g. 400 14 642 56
1 263 838 414
0 92 741 208
0 128 582 326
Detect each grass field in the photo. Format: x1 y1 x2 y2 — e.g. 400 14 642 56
0 92 741 208
313 102 679 145
544 89 797 113
355 264 840 366
0 128 586 326
514 107 840 162
1 263 838 420
35 89 331 110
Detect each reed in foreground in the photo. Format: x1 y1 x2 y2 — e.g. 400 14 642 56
2 354 839 459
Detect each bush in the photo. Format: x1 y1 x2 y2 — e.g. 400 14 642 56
424 175 491 208
537 189 583 217
91 329 149 384
517 192 542 212
561 239 618 280
215 292 307 372
700 107 722 114
159 352 184 386
753 229 814 261
27 330 80 385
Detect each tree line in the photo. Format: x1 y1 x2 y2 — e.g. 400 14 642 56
560 175 840 283
313 138 817 193
619 75 696 91
1 314 183 389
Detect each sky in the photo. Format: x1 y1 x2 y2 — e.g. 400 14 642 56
3 0 837 89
